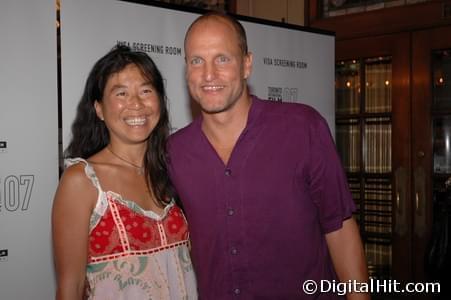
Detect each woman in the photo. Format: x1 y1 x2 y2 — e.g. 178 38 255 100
52 45 197 299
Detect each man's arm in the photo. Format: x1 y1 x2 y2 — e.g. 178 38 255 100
325 218 370 300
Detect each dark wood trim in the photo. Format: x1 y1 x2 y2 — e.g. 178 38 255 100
389 32 414 284
411 29 432 285
307 0 319 25
119 0 333 35
304 0 311 27
228 0 237 13
336 32 405 60
308 1 451 40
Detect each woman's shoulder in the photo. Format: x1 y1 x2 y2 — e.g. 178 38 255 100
64 152 108 187
53 160 98 216
59 162 94 191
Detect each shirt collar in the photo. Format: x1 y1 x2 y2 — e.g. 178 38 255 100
246 95 264 131
194 94 264 133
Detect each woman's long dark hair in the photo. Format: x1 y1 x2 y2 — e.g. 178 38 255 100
65 45 173 205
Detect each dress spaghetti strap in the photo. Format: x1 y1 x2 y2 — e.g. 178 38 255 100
64 157 108 230
65 158 103 192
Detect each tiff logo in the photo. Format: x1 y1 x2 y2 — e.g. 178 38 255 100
267 87 298 102
0 249 8 261
268 87 282 102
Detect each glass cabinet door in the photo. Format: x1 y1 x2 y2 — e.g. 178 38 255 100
335 33 412 290
432 50 451 176
336 56 393 280
412 27 451 290
427 48 451 291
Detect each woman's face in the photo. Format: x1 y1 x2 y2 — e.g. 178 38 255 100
95 64 160 146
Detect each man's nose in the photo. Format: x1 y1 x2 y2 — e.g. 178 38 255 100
203 62 217 82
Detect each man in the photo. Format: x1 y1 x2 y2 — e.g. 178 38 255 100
168 11 369 299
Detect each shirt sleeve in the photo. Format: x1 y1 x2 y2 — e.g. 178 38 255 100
304 113 356 234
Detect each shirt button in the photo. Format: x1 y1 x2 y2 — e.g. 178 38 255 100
234 288 241 295
225 168 232 176
230 248 238 255
228 209 234 216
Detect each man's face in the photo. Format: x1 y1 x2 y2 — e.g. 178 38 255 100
184 17 252 114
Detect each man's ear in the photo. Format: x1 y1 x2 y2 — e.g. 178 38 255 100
243 52 253 79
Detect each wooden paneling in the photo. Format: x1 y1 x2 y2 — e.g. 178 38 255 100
308 1 451 40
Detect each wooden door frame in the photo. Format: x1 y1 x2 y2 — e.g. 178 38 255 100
336 32 412 282
411 25 451 284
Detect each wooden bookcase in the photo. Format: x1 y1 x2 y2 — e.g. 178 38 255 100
306 1 451 298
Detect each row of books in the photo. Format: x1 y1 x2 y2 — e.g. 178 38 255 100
336 121 392 173
364 122 392 173
365 62 392 113
348 178 393 279
336 123 361 172
350 179 392 235
363 179 392 235
336 74 360 114
365 242 392 279
335 61 392 114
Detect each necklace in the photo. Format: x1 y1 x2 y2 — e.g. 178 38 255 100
107 146 144 175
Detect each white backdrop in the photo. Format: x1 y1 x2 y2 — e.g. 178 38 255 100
0 0 58 299
0 1 334 298
61 0 335 150
245 20 335 132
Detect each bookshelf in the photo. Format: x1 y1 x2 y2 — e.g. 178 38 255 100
307 0 451 295
335 56 394 280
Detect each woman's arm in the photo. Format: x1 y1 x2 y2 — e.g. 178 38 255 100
52 164 96 300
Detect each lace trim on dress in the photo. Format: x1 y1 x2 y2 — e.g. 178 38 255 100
65 158 109 231
106 191 175 221
64 157 175 231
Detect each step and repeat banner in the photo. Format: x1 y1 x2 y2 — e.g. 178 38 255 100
0 0 58 299
61 0 334 150
1 0 333 298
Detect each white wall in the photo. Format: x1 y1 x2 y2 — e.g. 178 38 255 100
0 1 58 299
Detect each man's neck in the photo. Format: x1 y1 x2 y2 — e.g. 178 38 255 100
201 95 252 164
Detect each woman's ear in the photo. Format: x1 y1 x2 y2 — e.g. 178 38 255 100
94 100 104 121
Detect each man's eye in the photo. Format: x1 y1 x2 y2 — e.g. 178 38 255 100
217 56 229 63
191 57 202 65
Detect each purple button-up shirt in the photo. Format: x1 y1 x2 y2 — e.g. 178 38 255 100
168 96 355 299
